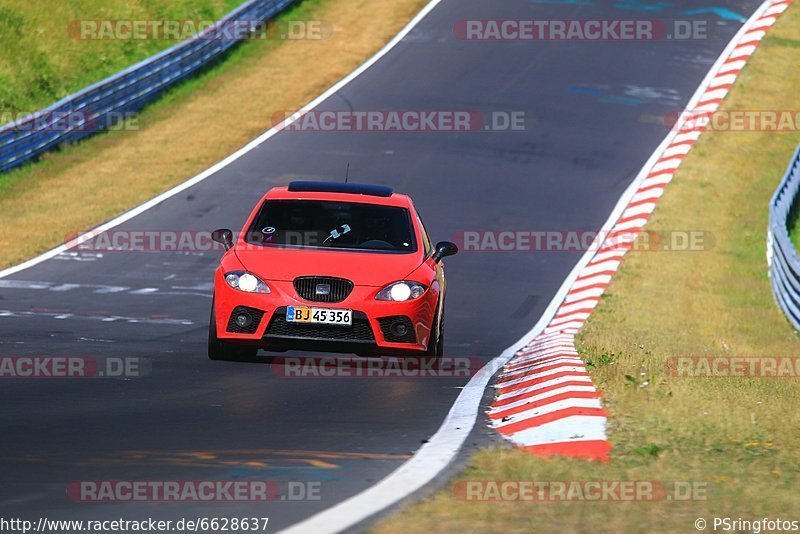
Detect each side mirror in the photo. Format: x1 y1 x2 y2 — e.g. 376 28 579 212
211 228 234 251
432 241 458 263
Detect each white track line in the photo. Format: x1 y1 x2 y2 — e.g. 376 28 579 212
0 0 789 532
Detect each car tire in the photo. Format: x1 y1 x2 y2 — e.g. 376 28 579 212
208 304 258 361
426 302 444 359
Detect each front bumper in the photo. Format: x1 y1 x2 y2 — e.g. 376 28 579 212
213 273 437 354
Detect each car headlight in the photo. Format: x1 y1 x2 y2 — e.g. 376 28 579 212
225 271 270 293
375 281 427 302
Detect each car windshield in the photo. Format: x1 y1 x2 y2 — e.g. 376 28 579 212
246 199 417 253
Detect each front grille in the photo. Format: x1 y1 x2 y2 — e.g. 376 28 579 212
265 308 374 343
378 316 416 343
293 276 353 303
226 306 265 334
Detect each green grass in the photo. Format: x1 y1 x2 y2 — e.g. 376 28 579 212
376 3 800 533
0 0 243 114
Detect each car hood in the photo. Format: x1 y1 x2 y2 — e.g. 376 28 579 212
233 245 423 286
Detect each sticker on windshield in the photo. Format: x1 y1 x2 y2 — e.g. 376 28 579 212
324 224 352 245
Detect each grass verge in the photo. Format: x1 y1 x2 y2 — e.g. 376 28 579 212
0 0 242 113
0 0 428 269
374 4 800 533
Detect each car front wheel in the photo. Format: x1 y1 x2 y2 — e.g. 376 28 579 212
426 303 444 359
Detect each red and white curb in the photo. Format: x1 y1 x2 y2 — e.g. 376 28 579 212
488 0 794 461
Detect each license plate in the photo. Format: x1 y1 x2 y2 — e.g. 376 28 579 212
286 306 352 326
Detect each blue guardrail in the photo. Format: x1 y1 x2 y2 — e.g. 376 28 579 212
767 144 800 331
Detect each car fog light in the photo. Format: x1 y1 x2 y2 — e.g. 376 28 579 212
392 323 409 337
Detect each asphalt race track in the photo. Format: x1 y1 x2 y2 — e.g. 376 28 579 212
0 0 760 530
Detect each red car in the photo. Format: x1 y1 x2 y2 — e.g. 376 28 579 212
208 181 458 360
